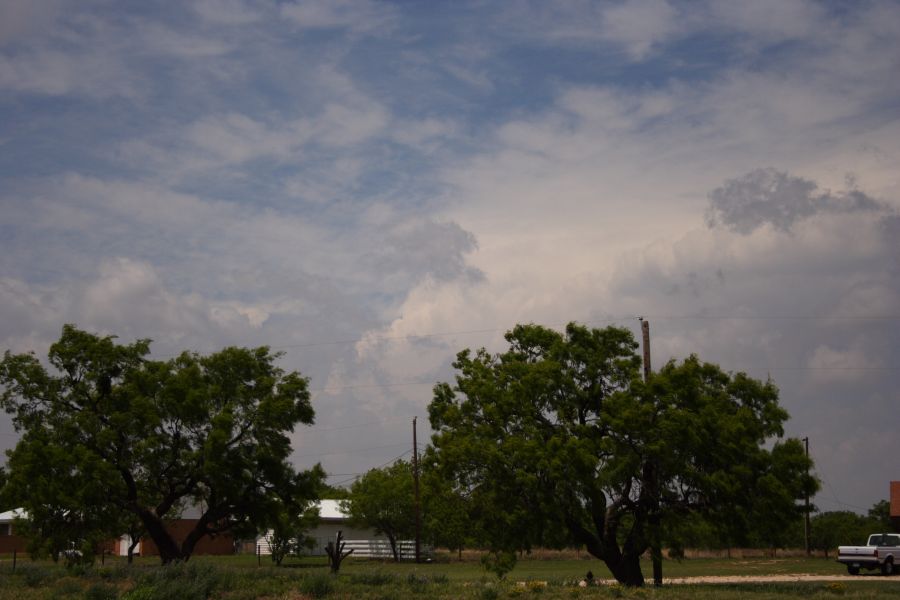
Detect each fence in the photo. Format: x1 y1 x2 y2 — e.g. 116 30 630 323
256 536 432 560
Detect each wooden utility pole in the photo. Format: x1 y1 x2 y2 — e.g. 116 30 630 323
640 317 663 587
803 436 811 556
413 416 422 563
640 317 652 381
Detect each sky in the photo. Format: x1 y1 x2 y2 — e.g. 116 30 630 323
1 0 899 516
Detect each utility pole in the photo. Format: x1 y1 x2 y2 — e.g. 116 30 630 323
803 436 811 556
640 317 651 381
639 317 663 587
413 416 422 563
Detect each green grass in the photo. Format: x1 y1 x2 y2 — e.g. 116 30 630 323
0 553 896 599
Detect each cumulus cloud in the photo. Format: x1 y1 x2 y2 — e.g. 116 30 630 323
706 168 886 234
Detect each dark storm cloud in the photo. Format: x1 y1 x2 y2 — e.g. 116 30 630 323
706 168 885 234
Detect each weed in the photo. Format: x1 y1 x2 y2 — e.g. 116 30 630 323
131 561 222 600
826 581 847 595
479 585 500 600
19 565 52 588
299 573 333 598
349 571 397 586
83 582 118 600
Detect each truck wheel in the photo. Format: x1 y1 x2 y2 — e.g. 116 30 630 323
882 558 894 576
848 565 860 575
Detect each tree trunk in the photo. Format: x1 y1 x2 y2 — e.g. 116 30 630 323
135 508 183 564
127 535 140 564
606 551 645 587
387 533 399 562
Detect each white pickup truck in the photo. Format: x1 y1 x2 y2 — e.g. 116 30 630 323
838 533 900 575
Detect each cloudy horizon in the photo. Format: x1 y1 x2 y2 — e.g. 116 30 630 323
1 0 899 516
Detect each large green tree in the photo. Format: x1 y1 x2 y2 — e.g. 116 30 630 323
0 325 324 564
344 460 415 562
428 322 817 586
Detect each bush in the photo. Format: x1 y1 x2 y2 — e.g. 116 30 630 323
481 550 517 580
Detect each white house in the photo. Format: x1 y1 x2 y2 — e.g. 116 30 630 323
256 499 424 560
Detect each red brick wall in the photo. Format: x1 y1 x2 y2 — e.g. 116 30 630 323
0 534 27 554
891 481 900 518
139 520 234 556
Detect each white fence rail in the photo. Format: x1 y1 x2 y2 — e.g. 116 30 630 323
256 536 432 560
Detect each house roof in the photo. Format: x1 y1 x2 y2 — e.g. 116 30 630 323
318 499 347 520
0 508 27 522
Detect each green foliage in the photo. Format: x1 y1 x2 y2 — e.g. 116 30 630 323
0 325 324 564
345 460 415 562
348 571 399 586
868 500 894 532
428 322 818 586
481 550 517 580
82 582 117 600
809 501 897 558
299 573 334 598
421 464 480 554
128 562 222 600
266 501 319 565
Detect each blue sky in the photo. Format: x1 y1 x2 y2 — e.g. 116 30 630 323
2 0 900 515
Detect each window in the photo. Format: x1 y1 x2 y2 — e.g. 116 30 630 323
0 523 10 536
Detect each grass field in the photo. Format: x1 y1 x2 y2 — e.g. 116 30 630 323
1 552 898 599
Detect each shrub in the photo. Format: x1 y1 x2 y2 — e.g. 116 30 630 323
481 550 517 580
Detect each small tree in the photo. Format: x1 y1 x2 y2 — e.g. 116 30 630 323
266 502 319 566
344 460 415 562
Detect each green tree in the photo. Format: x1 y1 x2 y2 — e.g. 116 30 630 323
867 500 894 532
0 325 324 564
265 500 319 566
428 322 818 586
421 464 479 558
344 460 414 562
810 511 869 558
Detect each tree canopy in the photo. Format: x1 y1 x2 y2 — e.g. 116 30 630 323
0 325 324 563
427 322 818 586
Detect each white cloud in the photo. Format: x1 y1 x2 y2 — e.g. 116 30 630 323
807 343 880 385
0 49 139 98
602 0 680 60
708 0 828 44
193 0 264 26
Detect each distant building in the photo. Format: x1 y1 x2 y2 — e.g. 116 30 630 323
0 509 27 554
254 499 428 560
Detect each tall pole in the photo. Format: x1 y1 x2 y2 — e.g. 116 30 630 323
640 318 652 382
413 416 422 563
803 436 811 556
640 317 662 587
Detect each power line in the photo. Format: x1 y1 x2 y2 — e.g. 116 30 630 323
141 313 900 358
